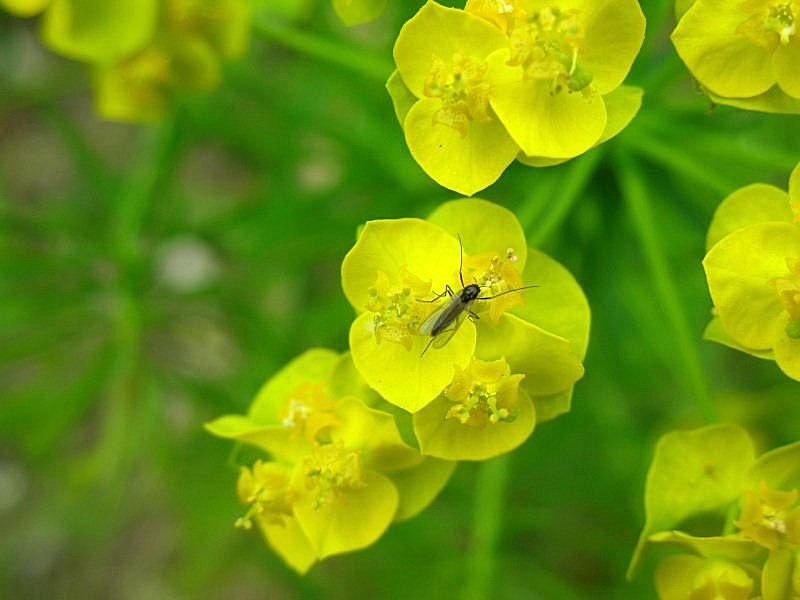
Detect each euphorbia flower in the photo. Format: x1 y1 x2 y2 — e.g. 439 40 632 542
206 348 456 572
413 355 537 460
703 162 800 381
341 198 587 461
628 423 800 599
672 0 800 112
388 0 645 194
93 33 222 122
41 0 159 64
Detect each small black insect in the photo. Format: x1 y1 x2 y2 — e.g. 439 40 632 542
418 236 537 356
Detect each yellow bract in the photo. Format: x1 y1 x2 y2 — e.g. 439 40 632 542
672 0 800 113
389 0 645 194
703 162 800 381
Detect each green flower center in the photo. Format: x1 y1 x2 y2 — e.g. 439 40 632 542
303 442 366 509
506 6 593 93
423 53 492 137
738 1 799 51
770 256 800 338
236 460 294 530
366 267 432 350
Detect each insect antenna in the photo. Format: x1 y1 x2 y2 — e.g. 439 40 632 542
457 234 466 288
476 284 539 300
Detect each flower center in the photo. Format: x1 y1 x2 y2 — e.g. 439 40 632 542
770 256 800 338
463 248 527 324
235 460 295 530
366 267 433 350
423 53 492 137
734 480 800 550
738 1 799 52
278 382 339 441
302 442 366 509
506 6 593 93
444 357 524 428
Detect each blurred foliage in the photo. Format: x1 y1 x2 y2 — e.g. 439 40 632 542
1 0 800 598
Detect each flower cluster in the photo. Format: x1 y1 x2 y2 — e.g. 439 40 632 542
703 161 800 382
1 0 250 121
341 198 589 460
629 424 800 600
206 348 456 573
672 0 800 114
387 0 646 195
207 198 589 571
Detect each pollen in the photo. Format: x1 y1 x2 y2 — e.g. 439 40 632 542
366 267 432 350
734 480 800 550
278 382 339 442
302 442 366 509
235 460 295 530
444 357 524 428
737 1 799 52
423 53 492 137
505 6 594 93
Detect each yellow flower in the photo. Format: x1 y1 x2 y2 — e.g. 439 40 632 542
703 162 800 381
672 0 800 113
206 349 457 572
735 481 800 551
387 0 646 194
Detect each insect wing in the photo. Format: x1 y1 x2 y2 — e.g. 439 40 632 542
431 311 467 349
419 303 447 336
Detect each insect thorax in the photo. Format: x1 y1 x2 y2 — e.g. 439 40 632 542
462 284 481 302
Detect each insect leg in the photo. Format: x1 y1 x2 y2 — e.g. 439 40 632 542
457 234 466 288
417 284 455 303
468 310 480 321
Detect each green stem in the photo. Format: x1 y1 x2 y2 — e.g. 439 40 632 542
460 454 512 600
94 121 178 484
622 129 732 196
614 149 718 424
252 12 392 83
522 149 605 248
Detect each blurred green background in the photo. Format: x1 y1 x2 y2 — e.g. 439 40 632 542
2 1 800 598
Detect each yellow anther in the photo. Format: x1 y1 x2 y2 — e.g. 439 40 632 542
424 54 492 137
444 357 524 428
506 6 593 93
303 442 366 509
